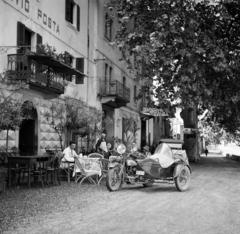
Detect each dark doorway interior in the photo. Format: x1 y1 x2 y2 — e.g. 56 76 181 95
102 107 114 145
141 119 146 148
19 102 38 156
19 119 35 155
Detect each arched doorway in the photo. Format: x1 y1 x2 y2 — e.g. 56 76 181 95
19 101 38 156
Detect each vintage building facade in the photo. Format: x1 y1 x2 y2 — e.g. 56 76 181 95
94 0 143 148
0 0 168 155
0 0 99 154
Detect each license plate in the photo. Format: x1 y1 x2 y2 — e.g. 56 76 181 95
136 170 145 176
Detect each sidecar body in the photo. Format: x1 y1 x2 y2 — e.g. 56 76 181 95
137 141 190 180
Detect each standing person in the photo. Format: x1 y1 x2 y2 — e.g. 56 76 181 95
95 131 109 157
204 148 209 157
61 141 78 162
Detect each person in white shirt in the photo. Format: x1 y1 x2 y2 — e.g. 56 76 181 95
62 141 78 162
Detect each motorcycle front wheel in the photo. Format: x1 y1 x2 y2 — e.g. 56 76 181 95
174 166 191 191
106 167 123 192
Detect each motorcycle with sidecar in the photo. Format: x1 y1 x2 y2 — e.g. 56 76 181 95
106 140 191 192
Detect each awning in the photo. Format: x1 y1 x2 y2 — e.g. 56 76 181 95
140 112 154 120
28 54 86 77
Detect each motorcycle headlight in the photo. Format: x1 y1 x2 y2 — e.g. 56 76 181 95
117 144 126 154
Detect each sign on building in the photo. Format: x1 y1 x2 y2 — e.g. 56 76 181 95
141 107 168 117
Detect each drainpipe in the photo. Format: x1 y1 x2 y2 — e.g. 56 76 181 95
86 0 90 103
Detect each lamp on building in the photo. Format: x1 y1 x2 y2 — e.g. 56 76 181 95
94 58 106 63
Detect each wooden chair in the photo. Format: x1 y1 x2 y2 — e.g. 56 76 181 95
7 153 28 187
74 157 100 185
31 158 48 187
46 155 62 185
60 161 74 183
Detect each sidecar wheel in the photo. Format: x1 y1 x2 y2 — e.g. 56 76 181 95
106 167 123 192
174 166 191 192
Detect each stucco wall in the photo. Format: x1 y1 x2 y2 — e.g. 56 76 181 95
0 0 99 106
0 86 64 154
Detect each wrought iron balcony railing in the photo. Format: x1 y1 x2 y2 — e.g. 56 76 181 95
7 54 65 94
100 80 130 103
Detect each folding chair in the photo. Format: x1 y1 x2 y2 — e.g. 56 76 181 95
74 157 100 185
98 158 109 185
88 153 104 159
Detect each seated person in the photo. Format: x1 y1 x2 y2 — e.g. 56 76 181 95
61 141 78 163
143 145 151 158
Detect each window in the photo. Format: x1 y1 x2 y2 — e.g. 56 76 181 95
64 51 73 81
75 57 84 84
65 0 74 24
109 66 112 82
104 13 113 41
76 5 80 31
123 76 126 87
134 85 137 102
104 63 108 84
65 0 80 31
17 22 33 53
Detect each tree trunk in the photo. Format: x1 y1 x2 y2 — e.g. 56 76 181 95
6 129 9 153
57 131 64 151
181 108 200 162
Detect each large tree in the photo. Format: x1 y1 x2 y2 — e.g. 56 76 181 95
108 0 240 160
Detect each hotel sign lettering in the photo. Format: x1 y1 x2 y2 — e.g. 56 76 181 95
6 0 30 13
37 9 60 35
5 0 60 35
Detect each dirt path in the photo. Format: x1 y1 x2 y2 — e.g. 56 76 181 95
2 155 240 234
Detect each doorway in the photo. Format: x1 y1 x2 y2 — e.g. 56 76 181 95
19 101 38 156
141 119 146 148
102 107 114 145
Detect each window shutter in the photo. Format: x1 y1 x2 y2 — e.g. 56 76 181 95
75 57 84 84
17 22 25 53
77 5 80 31
36 34 42 52
63 51 73 81
37 34 42 45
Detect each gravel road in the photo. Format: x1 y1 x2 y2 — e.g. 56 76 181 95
1 154 240 234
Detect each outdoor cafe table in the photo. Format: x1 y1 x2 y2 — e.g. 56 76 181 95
7 155 52 188
73 157 102 183
60 157 102 183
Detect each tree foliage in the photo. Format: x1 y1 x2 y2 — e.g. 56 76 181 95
122 117 140 149
45 98 102 151
0 77 24 152
109 0 240 135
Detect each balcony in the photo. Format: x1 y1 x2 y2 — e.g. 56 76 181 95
99 80 130 108
6 53 85 95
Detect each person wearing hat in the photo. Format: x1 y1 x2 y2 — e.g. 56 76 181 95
143 145 151 158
